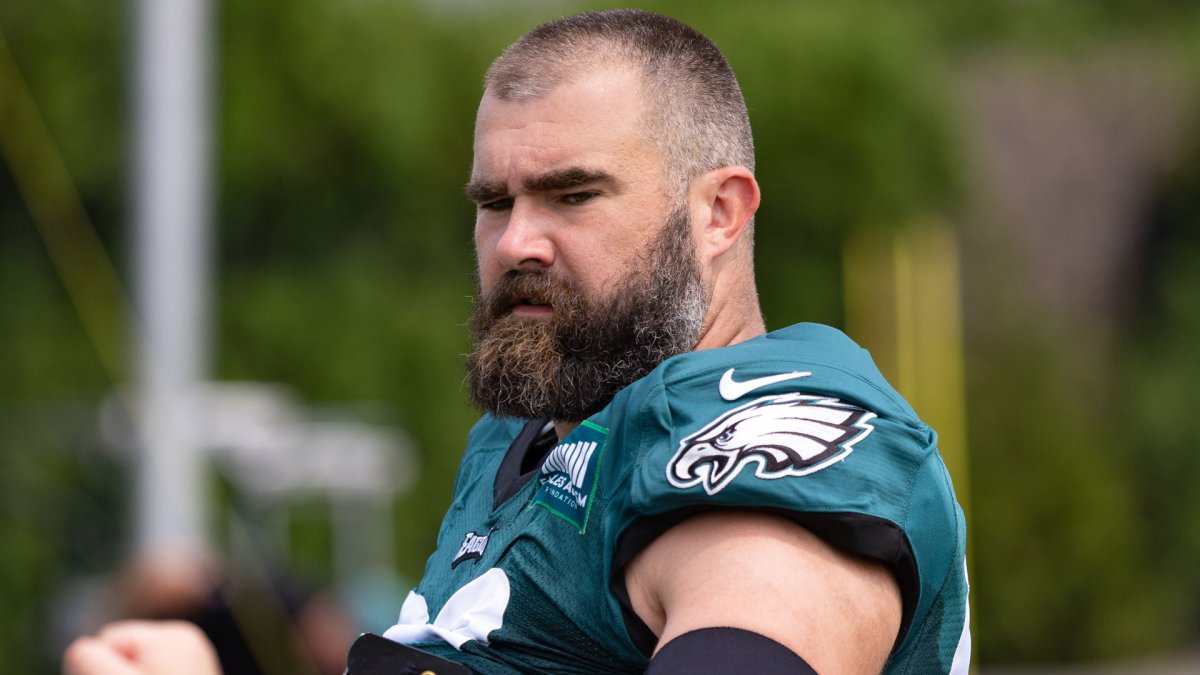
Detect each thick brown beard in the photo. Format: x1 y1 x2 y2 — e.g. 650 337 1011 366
466 206 707 421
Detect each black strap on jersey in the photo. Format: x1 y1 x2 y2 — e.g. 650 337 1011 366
492 417 555 507
344 633 472 675
645 627 818 675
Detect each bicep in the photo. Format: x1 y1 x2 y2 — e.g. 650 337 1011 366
625 510 901 675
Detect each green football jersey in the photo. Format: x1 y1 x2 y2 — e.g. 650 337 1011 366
384 323 970 673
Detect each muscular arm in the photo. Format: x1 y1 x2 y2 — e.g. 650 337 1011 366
624 511 902 674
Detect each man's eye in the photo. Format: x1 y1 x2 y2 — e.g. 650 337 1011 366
479 198 513 212
560 192 597 206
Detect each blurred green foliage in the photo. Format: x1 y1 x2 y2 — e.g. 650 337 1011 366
2 0 1200 671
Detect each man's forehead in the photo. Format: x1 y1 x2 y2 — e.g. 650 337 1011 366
469 76 657 186
474 66 647 137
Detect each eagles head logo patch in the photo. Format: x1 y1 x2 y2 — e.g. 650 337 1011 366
667 393 876 495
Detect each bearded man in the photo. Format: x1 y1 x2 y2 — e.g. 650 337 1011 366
64 9 970 675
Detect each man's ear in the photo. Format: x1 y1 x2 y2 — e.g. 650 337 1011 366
691 166 761 262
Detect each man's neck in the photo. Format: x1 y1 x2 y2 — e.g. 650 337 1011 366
695 262 766 352
553 421 578 441
692 304 766 354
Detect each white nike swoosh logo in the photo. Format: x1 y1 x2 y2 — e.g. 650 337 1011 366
718 368 812 401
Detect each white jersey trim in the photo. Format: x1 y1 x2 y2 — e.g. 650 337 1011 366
383 568 511 650
950 561 972 674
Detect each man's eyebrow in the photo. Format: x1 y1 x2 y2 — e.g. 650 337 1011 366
464 167 619 204
524 167 618 193
464 179 508 204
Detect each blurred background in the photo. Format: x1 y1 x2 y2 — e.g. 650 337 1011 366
2 0 1199 672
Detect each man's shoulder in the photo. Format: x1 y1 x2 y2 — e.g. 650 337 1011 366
621 322 916 424
656 323 882 385
601 324 968 671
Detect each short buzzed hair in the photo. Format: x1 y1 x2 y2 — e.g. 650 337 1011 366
484 9 755 195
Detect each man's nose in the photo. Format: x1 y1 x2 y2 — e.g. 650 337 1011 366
494 199 555 270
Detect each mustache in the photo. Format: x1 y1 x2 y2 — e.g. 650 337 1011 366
479 271 583 322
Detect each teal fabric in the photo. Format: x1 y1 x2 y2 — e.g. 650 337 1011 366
397 323 969 673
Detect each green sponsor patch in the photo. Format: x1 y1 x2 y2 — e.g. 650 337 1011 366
531 420 608 533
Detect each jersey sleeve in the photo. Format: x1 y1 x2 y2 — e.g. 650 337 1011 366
609 341 966 662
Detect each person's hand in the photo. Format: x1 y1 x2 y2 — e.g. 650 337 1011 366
62 620 222 675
